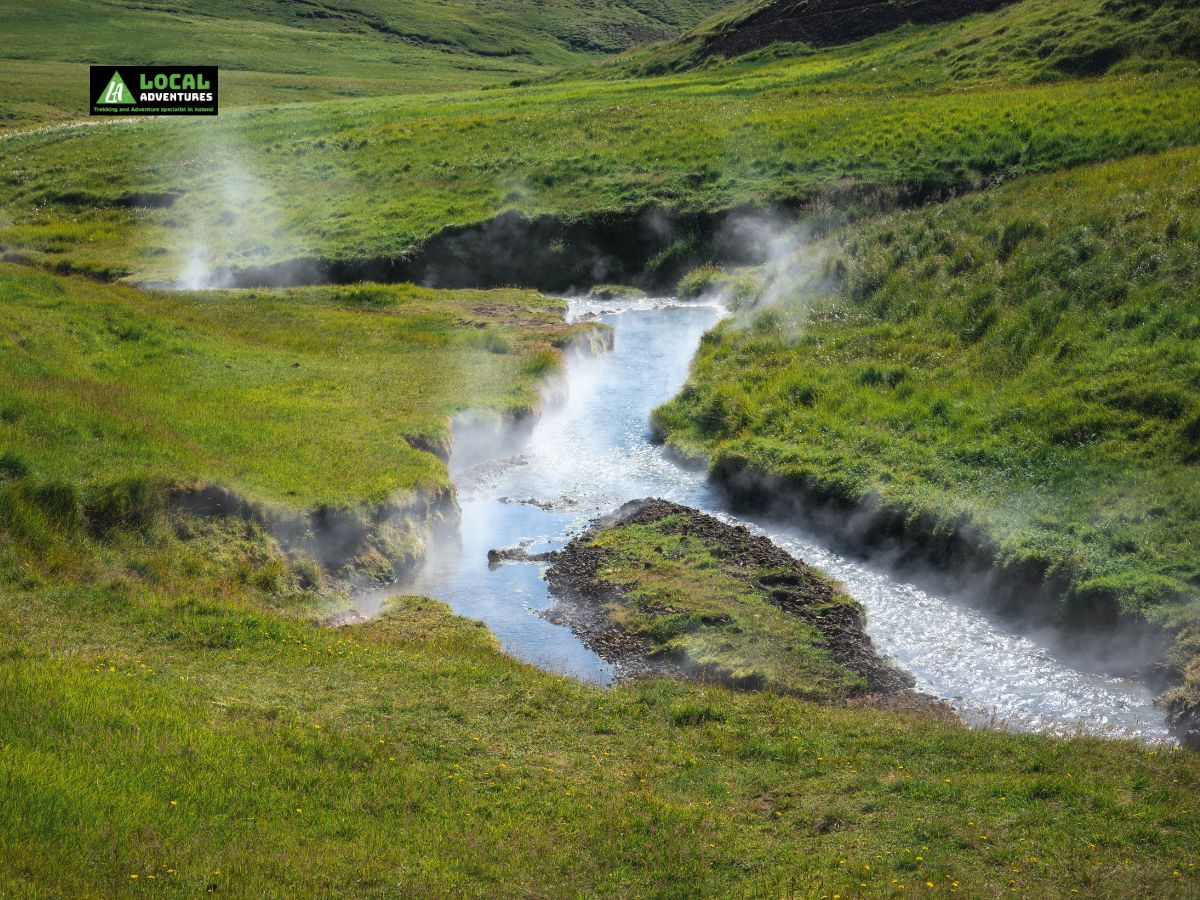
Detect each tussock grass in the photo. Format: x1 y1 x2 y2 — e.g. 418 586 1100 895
0 265 578 509
677 261 762 304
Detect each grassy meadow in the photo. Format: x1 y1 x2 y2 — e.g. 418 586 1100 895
0 0 731 128
2 501 1199 896
0 264 584 509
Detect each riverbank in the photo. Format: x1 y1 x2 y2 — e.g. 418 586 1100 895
653 148 1200 747
0 264 615 596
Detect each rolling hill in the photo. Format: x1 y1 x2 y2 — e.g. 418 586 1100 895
0 0 732 126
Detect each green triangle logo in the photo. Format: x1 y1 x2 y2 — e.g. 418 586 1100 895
97 71 136 105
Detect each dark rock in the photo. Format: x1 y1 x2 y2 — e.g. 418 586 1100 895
488 546 554 566
696 0 1018 61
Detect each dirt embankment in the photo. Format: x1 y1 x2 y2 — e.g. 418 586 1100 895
545 498 944 714
170 481 458 581
696 0 1016 60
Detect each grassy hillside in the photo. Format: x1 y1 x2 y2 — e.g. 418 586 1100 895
1 0 1197 283
0 0 731 128
617 0 1200 76
1 491 1198 895
653 146 1200 723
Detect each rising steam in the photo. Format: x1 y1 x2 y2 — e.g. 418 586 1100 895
687 211 845 333
176 122 292 289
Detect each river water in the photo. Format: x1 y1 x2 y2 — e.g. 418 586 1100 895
361 295 1170 742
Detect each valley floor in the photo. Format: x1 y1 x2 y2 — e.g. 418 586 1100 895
2 0 1199 893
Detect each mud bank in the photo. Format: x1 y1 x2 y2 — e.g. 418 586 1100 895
544 497 944 714
702 452 1196 744
169 481 458 580
187 207 779 293
182 190 953 293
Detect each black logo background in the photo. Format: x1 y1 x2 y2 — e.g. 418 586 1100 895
90 66 219 116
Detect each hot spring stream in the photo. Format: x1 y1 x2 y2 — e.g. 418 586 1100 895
358 295 1170 742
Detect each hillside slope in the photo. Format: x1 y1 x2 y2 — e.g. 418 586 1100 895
617 0 1200 75
0 0 732 127
677 0 1015 60
1 479 1198 895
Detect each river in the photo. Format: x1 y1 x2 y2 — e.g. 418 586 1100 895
358 294 1170 742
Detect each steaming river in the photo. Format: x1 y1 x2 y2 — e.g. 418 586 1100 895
361 295 1170 742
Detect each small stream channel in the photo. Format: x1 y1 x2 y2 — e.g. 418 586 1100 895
358 295 1170 742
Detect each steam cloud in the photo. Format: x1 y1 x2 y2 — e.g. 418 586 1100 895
176 122 291 289
697 211 843 332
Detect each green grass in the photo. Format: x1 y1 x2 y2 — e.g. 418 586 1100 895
1 497 1199 896
585 513 868 699
0 264 586 509
1 0 1196 282
677 261 761 303
587 283 646 299
653 146 1200 691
